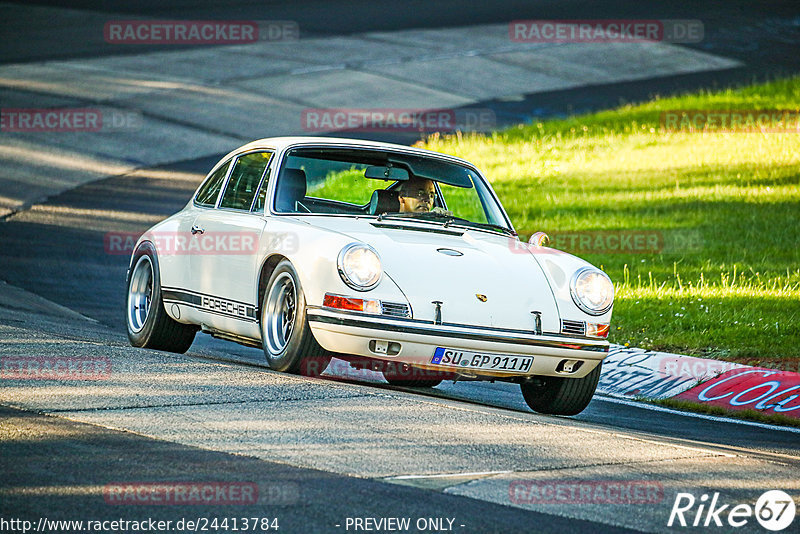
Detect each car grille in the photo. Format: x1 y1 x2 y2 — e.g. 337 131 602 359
561 319 586 336
381 301 411 318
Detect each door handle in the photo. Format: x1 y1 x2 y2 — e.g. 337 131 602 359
191 225 205 235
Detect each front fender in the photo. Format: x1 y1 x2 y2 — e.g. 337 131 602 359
256 217 410 309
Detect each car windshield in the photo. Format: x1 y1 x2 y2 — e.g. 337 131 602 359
272 147 513 234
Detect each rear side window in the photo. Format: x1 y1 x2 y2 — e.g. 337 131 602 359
219 152 273 211
195 160 231 206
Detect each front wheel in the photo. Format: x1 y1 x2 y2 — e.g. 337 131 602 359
126 244 197 353
520 364 601 416
261 260 330 375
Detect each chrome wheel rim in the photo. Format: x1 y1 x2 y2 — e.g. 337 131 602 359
127 255 153 333
264 272 297 355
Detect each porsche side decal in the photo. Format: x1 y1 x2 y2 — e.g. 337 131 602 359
162 287 257 321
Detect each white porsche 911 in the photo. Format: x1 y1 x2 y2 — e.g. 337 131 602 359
126 137 614 415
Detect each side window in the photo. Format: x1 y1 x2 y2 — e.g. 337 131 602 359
219 152 273 211
195 160 231 206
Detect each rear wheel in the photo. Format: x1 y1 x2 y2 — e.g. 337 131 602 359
520 364 601 416
126 244 196 353
261 260 330 376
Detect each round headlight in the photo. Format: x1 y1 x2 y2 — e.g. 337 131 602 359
338 243 382 291
570 267 614 315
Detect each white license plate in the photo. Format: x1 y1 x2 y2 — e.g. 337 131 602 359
431 347 533 373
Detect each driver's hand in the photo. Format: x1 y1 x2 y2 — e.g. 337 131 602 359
430 206 453 216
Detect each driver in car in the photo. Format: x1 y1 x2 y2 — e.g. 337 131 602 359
398 177 437 213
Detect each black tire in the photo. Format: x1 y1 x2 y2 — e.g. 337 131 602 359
520 364 601 416
260 260 330 376
126 243 197 353
382 362 443 388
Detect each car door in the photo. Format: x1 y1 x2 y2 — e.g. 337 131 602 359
188 151 273 337
159 157 232 327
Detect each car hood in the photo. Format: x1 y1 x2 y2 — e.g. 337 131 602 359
306 216 561 332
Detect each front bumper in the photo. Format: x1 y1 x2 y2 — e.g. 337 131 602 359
307 307 609 379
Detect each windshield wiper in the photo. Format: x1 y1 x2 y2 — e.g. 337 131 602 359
439 217 516 236
470 223 515 236
376 212 439 222
473 222 517 236
374 212 515 236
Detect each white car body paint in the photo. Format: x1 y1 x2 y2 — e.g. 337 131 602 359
129 137 613 381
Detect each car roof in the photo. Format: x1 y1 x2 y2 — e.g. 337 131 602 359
225 136 475 167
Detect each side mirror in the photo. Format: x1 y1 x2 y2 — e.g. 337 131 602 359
364 165 410 181
528 231 550 247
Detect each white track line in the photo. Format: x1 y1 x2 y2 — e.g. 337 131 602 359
387 470 512 480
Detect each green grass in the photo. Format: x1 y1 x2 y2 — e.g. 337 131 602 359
419 76 800 362
307 167 377 205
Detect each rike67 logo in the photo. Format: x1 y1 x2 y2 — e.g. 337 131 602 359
668 490 796 531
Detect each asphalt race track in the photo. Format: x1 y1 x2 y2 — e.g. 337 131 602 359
2 2 800 533
3 139 800 534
